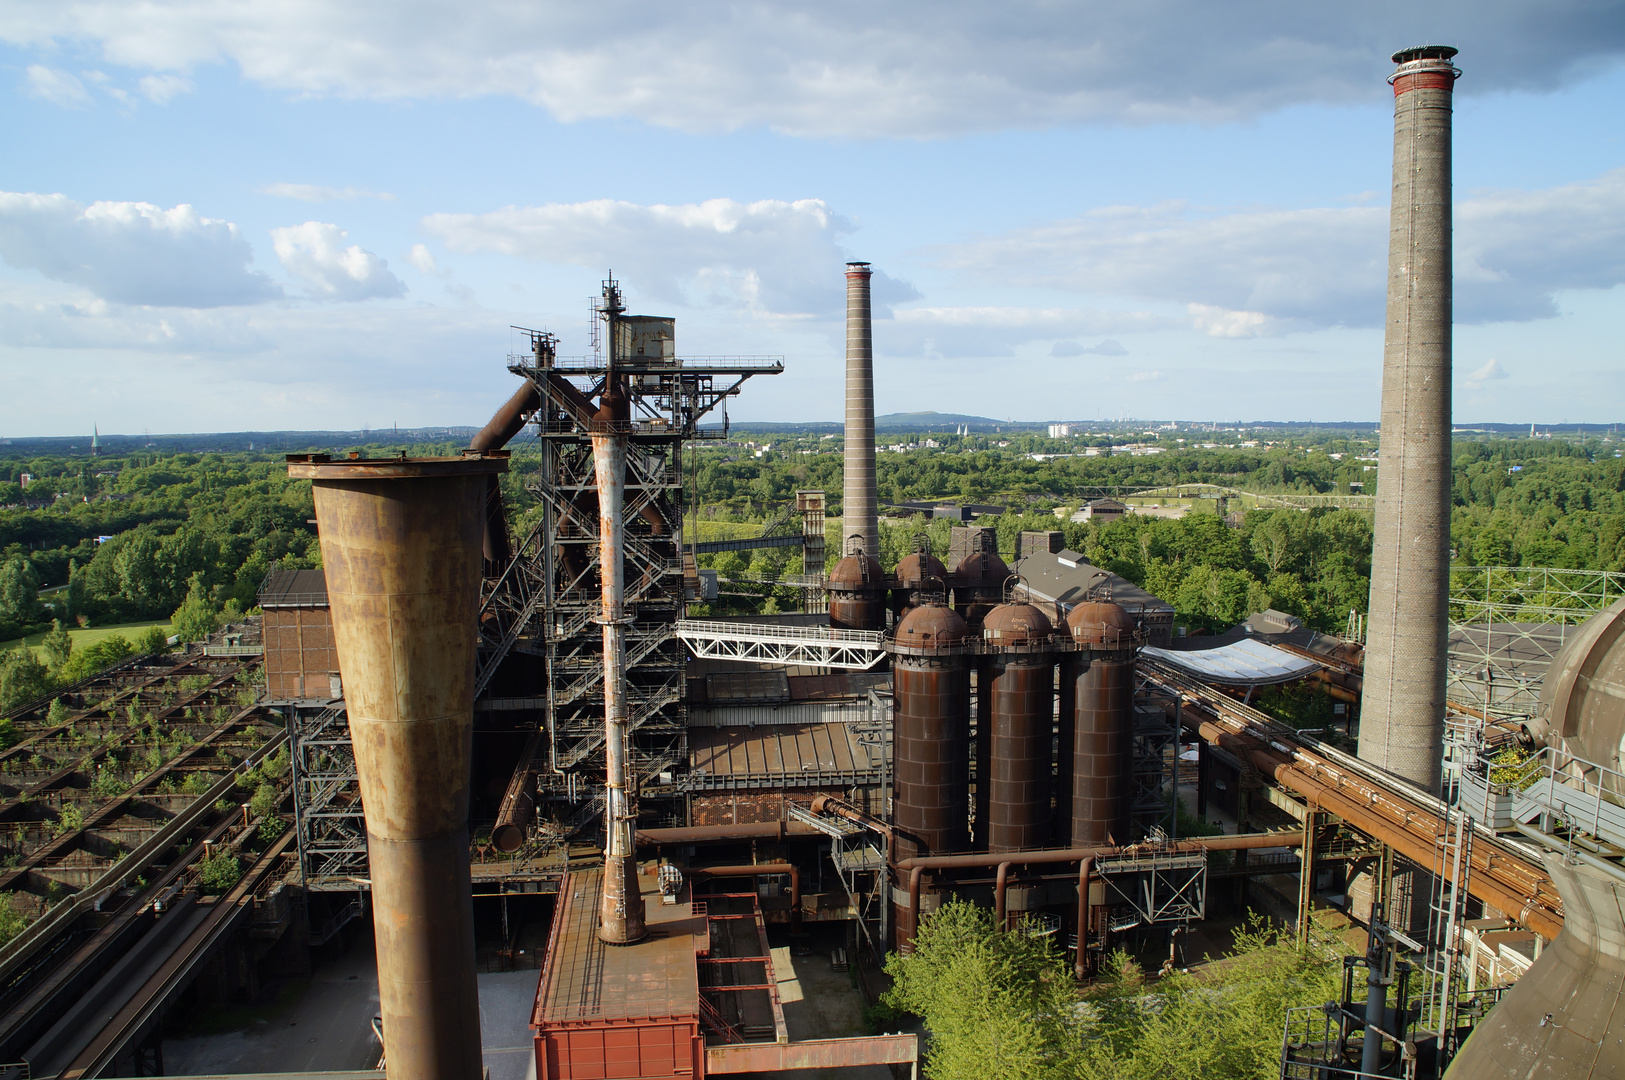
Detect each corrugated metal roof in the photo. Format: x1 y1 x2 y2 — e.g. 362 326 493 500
257 568 329 608
1011 551 1173 614
685 721 890 790
1141 639 1320 687
688 701 877 727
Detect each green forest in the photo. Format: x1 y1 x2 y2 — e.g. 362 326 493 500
2 431 1621 661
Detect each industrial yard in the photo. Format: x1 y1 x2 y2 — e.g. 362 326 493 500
1 30 1624 1080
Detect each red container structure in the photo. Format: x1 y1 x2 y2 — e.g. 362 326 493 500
532 869 705 1079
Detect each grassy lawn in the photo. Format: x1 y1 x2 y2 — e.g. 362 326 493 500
0 620 173 657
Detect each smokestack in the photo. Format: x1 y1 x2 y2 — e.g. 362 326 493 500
593 280 647 945
289 450 506 1080
1358 45 1460 794
843 262 878 561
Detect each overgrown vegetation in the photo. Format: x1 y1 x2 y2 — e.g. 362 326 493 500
884 900 1345 1080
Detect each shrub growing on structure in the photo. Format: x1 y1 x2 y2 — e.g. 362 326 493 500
196 851 241 894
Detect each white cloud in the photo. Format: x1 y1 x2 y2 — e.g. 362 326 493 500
270 221 406 302
0 191 280 306
5 2 1620 138
887 306 1170 358
261 182 394 202
1052 339 1128 357
407 244 437 273
1127 370 1165 382
424 197 910 317
138 73 193 102
1462 357 1510 389
24 65 91 107
934 169 1625 332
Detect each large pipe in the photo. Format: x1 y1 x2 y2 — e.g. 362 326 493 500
470 382 542 570
895 832 1303 963
636 820 821 845
688 863 801 930
842 262 878 561
593 280 646 946
492 730 543 853
1359 45 1460 794
289 450 505 1080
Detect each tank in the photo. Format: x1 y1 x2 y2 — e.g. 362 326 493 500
889 602 974 949
892 535 949 619
288 451 503 1080
1067 600 1139 846
827 543 887 631
980 602 1056 853
1445 597 1625 1079
951 534 1012 630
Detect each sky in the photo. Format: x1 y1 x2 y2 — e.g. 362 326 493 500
2 1 1624 436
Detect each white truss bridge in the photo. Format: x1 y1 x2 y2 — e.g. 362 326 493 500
674 619 886 670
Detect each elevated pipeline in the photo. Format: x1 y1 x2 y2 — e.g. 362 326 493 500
894 831 1303 975
1142 657 1564 939
688 863 801 930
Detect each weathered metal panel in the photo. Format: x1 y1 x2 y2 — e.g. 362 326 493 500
706 1033 918 1073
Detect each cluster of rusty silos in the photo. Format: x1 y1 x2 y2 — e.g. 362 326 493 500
885 575 1145 949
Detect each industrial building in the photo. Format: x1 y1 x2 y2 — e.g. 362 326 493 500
2 42 1623 1080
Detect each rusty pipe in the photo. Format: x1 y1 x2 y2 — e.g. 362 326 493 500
1075 857 1094 980
470 383 541 569
635 820 820 846
593 372 644 945
995 861 1012 929
898 832 1305 956
690 863 801 930
289 451 505 1080
492 730 543 853
810 794 893 839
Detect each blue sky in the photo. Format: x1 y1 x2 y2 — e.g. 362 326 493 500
2 1 1623 435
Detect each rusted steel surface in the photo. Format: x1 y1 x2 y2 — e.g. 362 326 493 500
299 452 502 1080
1144 657 1564 939
891 605 973 862
636 820 821 845
1068 601 1139 846
492 730 543 853
983 602 1056 854
827 552 887 631
706 1033 919 1072
470 382 541 569
592 379 646 946
950 544 1012 630
688 863 801 929
891 538 949 617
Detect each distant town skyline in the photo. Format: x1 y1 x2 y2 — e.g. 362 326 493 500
2 2 1624 436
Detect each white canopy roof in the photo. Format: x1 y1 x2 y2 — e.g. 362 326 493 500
1141 638 1321 687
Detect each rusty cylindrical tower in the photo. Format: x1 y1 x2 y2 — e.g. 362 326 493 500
842 262 879 563
889 602 973 950
980 601 1056 854
290 450 506 1080
1068 600 1139 846
827 537 888 631
1359 46 1460 794
593 279 648 946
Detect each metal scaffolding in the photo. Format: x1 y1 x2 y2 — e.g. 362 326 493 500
475 288 782 826
284 702 368 891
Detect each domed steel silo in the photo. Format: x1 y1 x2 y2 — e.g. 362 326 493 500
889 601 974 949
1066 600 1139 846
891 534 949 620
980 601 1057 853
951 532 1012 630
826 539 887 631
